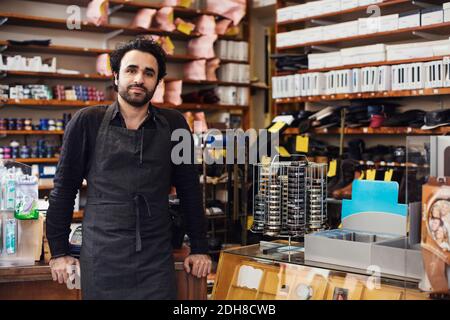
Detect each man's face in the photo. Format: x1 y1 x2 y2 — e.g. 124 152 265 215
115 50 160 108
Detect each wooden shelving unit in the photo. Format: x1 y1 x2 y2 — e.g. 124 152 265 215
1 0 251 236
0 41 249 64
0 12 241 40
277 21 450 51
283 126 450 136
0 130 64 135
3 99 113 107
273 0 450 140
26 0 230 19
274 87 450 103
277 0 443 26
2 99 248 110
11 157 59 164
4 71 253 88
276 56 449 76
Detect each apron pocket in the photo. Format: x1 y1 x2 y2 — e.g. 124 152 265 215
91 202 138 291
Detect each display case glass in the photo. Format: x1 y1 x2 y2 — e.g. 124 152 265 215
213 242 429 300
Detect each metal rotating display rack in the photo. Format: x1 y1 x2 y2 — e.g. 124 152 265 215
251 156 328 255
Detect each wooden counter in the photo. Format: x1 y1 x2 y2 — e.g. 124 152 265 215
0 246 207 300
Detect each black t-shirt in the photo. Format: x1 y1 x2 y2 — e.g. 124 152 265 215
46 103 207 257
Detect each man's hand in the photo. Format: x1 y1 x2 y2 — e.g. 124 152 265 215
49 255 80 284
183 254 212 278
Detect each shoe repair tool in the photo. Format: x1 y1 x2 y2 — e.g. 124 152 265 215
307 163 328 232
252 155 328 245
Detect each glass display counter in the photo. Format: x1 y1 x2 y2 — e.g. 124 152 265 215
212 241 429 300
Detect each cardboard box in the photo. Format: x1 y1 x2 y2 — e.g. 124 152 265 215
305 180 423 279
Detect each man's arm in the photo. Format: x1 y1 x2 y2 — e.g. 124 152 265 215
169 111 211 278
46 110 88 258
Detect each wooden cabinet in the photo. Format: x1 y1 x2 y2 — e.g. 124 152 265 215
212 242 429 300
0 247 206 300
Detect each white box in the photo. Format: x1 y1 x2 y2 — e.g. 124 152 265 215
294 74 302 96
277 7 293 22
358 0 382 5
398 10 421 29
334 69 352 93
336 21 359 38
341 44 386 65
236 87 248 106
291 3 306 20
306 2 323 18
445 3 450 22
325 71 337 94
361 52 387 64
443 57 450 87
340 0 359 10
352 68 361 92
322 25 337 40
358 17 379 35
386 43 433 60
324 52 342 68
432 39 450 56
276 32 289 48
302 26 323 44
377 66 391 91
310 72 327 95
322 0 341 14
421 8 444 26
378 14 399 32
408 62 425 89
308 53 327 69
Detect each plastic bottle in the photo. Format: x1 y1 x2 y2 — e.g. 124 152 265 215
4 214 16 255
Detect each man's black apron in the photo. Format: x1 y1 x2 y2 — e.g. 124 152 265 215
80 102 176 299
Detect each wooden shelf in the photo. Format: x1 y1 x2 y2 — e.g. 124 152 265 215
0 12 240 41
0 130 64 135
275 55 449 76
4 71 252 87
0 12 199 40
11 157 59 164
274 87 450 103
206 214 227 219
177 79 251 87
277 0 443 27
4 99 113 107
157 103 247 110
26 0 231 19
4 70 111 81
73 210 84 221
277 21 450 51
3 99 247 111
0 41 109 56
0 41 249 64
283 126 450 135
39 181 87 190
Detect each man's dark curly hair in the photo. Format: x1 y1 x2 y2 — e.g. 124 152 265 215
110 38 167 91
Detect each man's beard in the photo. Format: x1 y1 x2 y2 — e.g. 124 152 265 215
118 83 155 108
